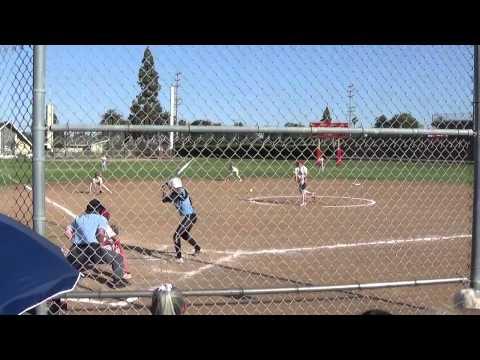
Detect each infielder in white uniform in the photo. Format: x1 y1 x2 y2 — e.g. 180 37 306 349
226 163 242 182
101 155 108 171
89 172 104 195
294 160 315 207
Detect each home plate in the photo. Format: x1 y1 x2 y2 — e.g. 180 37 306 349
353 182 361 186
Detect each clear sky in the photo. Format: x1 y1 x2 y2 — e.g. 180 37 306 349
2 45 475 129
0 46 33 131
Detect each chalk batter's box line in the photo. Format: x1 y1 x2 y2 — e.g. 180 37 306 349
137 233 470 261
150 234 471 281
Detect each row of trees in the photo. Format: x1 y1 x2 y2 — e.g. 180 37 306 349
431 114 472 129
284 107 421 129
373 113 420 129
99 108 423 132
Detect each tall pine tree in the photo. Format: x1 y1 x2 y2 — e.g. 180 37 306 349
129 47 169 129
321 106 332 122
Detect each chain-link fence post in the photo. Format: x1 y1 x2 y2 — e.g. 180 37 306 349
33 45 47 315
471 45 480 292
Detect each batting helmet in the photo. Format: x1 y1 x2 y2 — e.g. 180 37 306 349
168 177 183 189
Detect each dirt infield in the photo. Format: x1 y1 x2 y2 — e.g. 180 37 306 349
0 177 473 314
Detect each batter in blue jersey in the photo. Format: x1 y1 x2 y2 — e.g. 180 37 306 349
162 177 201 262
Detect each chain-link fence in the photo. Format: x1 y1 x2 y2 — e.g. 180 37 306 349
0 45 33 226
1 45 477 315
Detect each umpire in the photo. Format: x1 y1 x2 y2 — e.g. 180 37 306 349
65 199 127 288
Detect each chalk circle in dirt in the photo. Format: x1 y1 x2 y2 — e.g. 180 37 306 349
247 195 376 208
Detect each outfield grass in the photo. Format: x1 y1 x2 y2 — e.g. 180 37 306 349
0 157 473 186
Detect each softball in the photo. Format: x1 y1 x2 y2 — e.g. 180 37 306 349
249 188 253 193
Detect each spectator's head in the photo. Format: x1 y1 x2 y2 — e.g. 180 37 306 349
296 160 304 166
95 171 100 178
86 199 104 214
151 285 187 315
361 309 392 315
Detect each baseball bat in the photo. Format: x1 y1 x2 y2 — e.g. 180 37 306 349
101 183 113 194
176 159 193 177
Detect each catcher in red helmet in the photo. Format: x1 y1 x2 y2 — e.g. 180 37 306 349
99 208 132 280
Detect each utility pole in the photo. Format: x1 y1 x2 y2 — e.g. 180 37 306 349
169 72 182 151
347 84 355 127
174 72 182 124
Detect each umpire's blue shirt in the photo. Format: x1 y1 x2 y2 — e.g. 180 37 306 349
71 213 109 245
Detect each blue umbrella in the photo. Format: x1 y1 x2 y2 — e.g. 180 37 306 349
0 214 80 315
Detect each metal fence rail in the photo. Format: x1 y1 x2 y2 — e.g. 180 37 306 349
62 277 469 299
51 124 475 137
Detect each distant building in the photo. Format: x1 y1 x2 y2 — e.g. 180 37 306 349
0 121 32 158
90 140 109 154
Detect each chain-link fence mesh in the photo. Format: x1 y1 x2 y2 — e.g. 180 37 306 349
0 45 33 227
1 45 476 315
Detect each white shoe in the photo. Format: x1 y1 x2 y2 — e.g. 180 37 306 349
300 203 306 207
123 273 132 280
175 258 184 264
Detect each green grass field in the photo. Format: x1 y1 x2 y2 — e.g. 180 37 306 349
0 158 473 186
